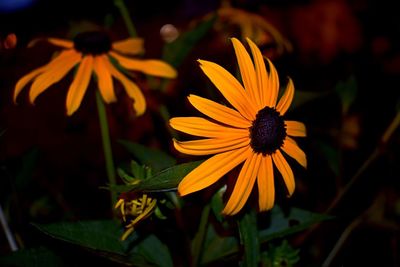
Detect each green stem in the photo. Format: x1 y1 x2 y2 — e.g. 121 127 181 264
192 204 211 266
114 0 138 38
238 209 260 267
96 91 117 206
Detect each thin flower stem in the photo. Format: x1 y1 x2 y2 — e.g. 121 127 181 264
95 91 117 206
114 0 138 38
192 204 211 267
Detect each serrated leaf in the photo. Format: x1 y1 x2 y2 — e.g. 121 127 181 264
118 140 176 173
110 160 203 193
162 15 216 68
238 209 260 267
0 247 64 267
335 75 357 115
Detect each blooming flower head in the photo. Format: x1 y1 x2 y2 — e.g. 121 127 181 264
14 31 177 116
170 37 306 215
216 6 292 57
115 193 157 241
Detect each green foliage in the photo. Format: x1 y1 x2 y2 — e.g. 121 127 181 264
238 209 260 267
111 160 203 193
201 206 332 265
261 240 300 267
335 75 357 115
118 140 176 173
162 15 216 68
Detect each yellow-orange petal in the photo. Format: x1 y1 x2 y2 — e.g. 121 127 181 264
109 52 177 78
66 55 93 116
93 55 116 103
105 58 146 116
265 58 279 107
47 38 74 48
281 137 307 168
198 59 257 120
285 120 306 137
112 38 144 55
188 94 251 128
276 78 294 115
231 38 259 107
272 150 295 196
246 38 268 109
169 117 249 138
178 146 251 196
222 152 262 215
14 65 47 103
173 136 249 156
257 155 275 211
30 50 81 104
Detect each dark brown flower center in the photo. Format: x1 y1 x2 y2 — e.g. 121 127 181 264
249 106 286 155
73 31 111 55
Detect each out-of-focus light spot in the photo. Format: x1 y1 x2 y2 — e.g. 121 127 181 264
160 24 179 43
0 0 36 13
1 33 17 49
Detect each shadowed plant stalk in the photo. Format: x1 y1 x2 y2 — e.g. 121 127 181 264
95 91 117 206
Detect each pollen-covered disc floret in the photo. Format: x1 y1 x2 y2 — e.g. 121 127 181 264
73 31 112 55
250 106 286 155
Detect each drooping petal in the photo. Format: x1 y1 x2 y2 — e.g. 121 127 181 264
93 55 116 103
66 55 93 115
14 65 47 103
285 120 306 137
105 58 146 116
265 58 279 107
281 137 307 168
247 38 268 109
47 38 74 48
222 152 262 215
231 38 259 107
109 52 177 78
188 94 251 128
276 78 294 115
272 150 295 196
30 50 82 103
198 59 257 120
173 136 249 156
169 117 249 138
112 38 144 55
178 146 251 196
257 155 275 211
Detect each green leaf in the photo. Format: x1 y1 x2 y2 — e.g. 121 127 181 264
259 206 333 242
238 209 260 267
0 247 64 267
118 140 176 173
131 235 174 267
315 140 340 177
110 160 203 193
162 15 216 68
335 75 357 115
32 220 126 256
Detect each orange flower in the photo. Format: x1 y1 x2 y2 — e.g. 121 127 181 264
14 31 177 116
170 38 306 215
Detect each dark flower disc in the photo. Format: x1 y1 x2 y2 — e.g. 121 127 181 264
73 31 112 55
250 106 286 155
